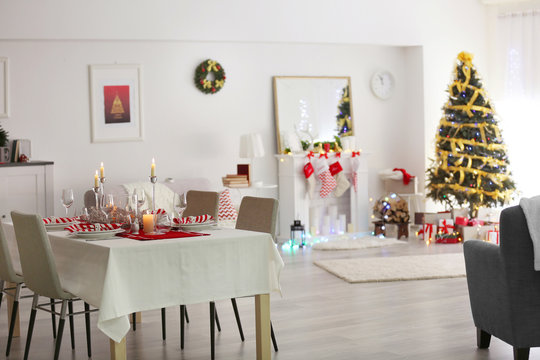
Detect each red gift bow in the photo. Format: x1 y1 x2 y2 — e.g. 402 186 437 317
418 223 435 241
319 152 328 159
306 151 315 160
335 152 341 158
352 151 360 157
439 219 455 234
392 168 414 185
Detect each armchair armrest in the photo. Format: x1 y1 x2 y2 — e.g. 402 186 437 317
464 240 511 338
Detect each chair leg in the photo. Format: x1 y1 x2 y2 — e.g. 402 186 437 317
6 283 21 356
161 307 167 340
24 294 39 360
84 302 92 358
185 307 190 323
214 305 221 332
0 280 4 311
231 298 245 341
271 322 278 352
54 300 68 360
68 300 75 349
514 347 530 360
132 313 137 331
51 298 57 339
180 305 185 349
210 302 215 360
476 328 491 349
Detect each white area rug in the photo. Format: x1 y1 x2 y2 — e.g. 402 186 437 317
314 253 465 283
312 235 406 250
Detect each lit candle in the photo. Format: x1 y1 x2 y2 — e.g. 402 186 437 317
100 162 104 178
151 158 156 177
94 170 99 188
143 214 154 233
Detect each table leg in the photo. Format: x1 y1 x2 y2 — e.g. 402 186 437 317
255 293 271 360
6 281 20 338
129 312 142 324
109 337 126 360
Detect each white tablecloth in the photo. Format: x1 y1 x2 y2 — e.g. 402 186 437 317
3 225 284 342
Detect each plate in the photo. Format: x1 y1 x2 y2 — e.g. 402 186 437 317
45 222 76 231
72 229 125 240
179 220 217 230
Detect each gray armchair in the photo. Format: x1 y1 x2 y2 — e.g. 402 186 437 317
464 205 540 360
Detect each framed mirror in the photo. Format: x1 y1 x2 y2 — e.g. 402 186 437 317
273 76 353 153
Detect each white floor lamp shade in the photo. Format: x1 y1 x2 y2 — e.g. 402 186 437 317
239 133 265 158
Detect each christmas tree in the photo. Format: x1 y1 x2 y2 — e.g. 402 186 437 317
426 52 516 218
336 85 352 137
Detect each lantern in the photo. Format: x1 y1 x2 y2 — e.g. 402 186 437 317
290 220 306 247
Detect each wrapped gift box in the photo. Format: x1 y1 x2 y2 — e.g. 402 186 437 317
457 225 480 242
414 212 451 225
451 208 469 219
384 177 418 195
477 208 501 223
438 218 455 234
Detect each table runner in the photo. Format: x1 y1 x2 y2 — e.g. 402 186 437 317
117 229 209 241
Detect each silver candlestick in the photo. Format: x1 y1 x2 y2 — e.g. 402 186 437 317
150 176 157 233
93 186 101 209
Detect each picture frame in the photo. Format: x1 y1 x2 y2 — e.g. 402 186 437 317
89 64 143 143
0 57 9 118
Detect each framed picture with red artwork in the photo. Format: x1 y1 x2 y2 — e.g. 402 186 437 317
89 64 143 143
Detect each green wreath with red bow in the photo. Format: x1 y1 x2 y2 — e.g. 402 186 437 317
194 59 226 94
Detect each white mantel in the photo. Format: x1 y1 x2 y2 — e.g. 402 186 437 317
275 153 369 241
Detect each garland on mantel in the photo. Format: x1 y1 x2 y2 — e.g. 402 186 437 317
194 59 226 94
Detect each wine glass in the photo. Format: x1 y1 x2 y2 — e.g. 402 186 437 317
136 189 146 210
61 189 74 216
173 193 187 219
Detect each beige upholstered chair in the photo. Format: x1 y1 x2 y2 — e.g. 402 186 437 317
183 190 219 219
180 196 279 359
11 211 95 360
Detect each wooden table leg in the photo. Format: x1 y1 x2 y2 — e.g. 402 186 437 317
255 293 271 360
6 281 20 338
109 337 126 360
129 312 142 324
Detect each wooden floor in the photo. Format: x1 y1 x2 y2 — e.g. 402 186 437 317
0 236 529 359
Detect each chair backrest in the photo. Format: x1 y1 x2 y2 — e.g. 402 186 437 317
84 189 97 208
0 221 23 284
11 211 71 299
235 196 279 240
183 190 219 219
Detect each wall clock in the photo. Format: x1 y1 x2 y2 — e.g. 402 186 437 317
370 70 395 100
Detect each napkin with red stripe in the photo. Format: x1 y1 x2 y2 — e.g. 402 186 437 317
65 223 122 233
173 214 214 225
43 217 76 225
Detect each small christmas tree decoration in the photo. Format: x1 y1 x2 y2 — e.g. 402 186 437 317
0 125 8 147
426 52 516 218
336 86 352 137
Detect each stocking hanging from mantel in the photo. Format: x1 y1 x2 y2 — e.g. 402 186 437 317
303 161 316 199
315 155 337 198
349 151 361 193
329 153 350 197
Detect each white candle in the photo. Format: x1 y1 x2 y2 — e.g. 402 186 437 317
94 170 99 188
347 223 354 233
151 158 156 177
339 214 346 234
100 162 104 178
143 214 154 233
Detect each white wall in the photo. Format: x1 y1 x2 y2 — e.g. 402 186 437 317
0 0 489 215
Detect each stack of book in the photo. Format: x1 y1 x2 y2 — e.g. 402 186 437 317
222 174 249 188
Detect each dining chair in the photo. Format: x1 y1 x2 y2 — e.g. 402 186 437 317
180 196 279 359
158 190 220 342
0 220 63 356
11 211 97 360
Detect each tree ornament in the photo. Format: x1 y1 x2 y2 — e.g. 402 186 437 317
426 51 516 218
194 59 226 94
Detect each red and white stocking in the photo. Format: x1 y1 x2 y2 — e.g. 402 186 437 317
303 162 316 199
329 161 350 197
316 159 337 198
350 156 361 193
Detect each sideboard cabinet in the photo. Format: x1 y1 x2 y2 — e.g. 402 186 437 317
0 161 54 221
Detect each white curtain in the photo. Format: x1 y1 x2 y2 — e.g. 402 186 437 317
496 9 540 199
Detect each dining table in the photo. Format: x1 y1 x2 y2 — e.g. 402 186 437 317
3 223 284 360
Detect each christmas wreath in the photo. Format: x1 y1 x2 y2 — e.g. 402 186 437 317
194 59 226 94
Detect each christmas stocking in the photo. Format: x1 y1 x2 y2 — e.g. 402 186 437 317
316 159 337 198
329 161 350 197
350 156 361 193
303 162 316 199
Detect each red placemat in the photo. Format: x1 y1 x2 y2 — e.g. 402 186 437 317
117 230 209 241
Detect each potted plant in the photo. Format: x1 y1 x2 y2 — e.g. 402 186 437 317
0 125 8 162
